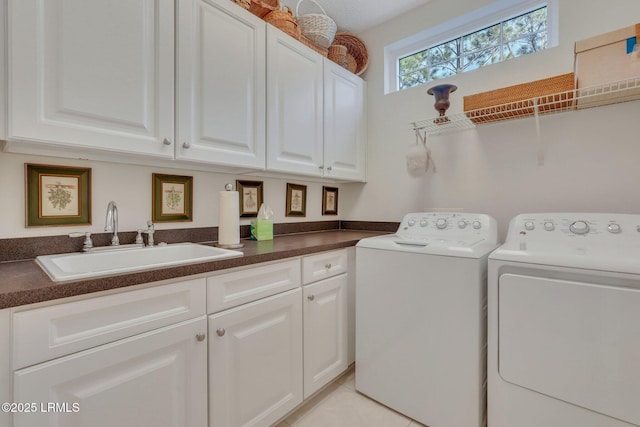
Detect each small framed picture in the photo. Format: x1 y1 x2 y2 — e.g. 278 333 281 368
236 180 264 217
322 186 339 215
25 164 92 227
152 174 193 222
285 183 307 217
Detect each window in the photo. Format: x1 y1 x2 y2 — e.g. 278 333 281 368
385 0 558 93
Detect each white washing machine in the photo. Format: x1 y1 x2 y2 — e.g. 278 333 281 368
488 213 640 427
355 212 498 427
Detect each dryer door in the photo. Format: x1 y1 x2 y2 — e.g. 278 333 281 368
498 273 640 426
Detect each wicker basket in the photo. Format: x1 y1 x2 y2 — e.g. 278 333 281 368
264 9 301 40
235 0 279 18
234 0 251 9
463 73 575 123
328 44 348 68
296 0 337 49
333 32 369 76
299 34 328 56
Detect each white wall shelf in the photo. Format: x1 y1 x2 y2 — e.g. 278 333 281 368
411 76 640 135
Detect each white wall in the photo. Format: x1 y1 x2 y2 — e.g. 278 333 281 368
0 152 339 239
342 0 640 239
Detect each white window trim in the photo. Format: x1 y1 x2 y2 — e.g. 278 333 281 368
384 0 559 94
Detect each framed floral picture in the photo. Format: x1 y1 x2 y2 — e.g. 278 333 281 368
236 180 264 217
152 174 193 222
25 164 92 227
322 186 339 215
285 183 307 217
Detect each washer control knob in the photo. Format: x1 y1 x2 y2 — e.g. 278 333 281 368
524 221 535 231
420 219 428 227
472 221 482 229
458 221 467 229
543 221 555 231
435 218 447 229
407 218 416 227
569 220 590 235
608 223 621 234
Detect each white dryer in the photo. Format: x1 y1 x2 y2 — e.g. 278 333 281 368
488 213 640 427
356 212 498 427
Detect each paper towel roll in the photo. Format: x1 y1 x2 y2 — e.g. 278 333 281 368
218 190 240 246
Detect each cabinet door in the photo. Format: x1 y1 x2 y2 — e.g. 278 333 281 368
176 0 266 169
323 59 367 181
13 317 208 427
266 25 324 176
0 309 10 427
209 288 303 427
8 0 174 158
303 274 348 398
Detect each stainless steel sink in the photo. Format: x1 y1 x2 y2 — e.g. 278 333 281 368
36 243 243 282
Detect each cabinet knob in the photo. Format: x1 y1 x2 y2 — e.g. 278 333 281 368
326 166 332 171
307 295 315 301
325 263 332 269
163 138 172 146
318 165 324 170
196 333 206 342
182 142 191 149
216 328 226 337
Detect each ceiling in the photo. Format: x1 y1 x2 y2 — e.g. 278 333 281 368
279 0 432 34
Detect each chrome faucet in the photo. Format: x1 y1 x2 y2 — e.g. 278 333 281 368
104 201 119 246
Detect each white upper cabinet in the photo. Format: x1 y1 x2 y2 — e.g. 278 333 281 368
323 59 367 182
266 25 325 177
176 0 266 169
7 0 175 158
266 26 366 181
5 1 365 179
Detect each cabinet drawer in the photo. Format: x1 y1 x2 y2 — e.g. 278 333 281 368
302 249 348 285
13 278 206 369
207 259 300 314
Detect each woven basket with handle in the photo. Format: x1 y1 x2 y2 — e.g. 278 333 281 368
295 0 336 49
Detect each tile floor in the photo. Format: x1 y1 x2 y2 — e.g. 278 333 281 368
274 367 425 427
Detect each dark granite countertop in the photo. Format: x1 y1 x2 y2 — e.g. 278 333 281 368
0 230 386 309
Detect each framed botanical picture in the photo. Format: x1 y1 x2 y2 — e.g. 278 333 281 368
236 180 264 217
322 186 339 215
152 174 193 222
25 164 92 227
285 183 307 217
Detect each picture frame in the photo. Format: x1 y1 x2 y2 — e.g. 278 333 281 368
152 174 193 222
322 186 339 215
25 164 92 227
285 183 307 217
236 180 264 217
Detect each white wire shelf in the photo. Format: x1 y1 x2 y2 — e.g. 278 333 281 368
411 76 640 135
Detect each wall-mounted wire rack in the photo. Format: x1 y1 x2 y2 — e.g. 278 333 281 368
410 76 640 135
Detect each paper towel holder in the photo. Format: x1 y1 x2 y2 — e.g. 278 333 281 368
216 183 245 249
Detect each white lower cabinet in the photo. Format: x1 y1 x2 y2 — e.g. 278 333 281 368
7 250 352 427
0 309 10 427
13 316 208 427
209 288 303 427
10 278 207 427
302 274 348 399
207 251 349 426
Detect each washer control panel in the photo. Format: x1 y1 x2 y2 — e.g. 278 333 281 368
508 213 640 243
397 212 497 244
